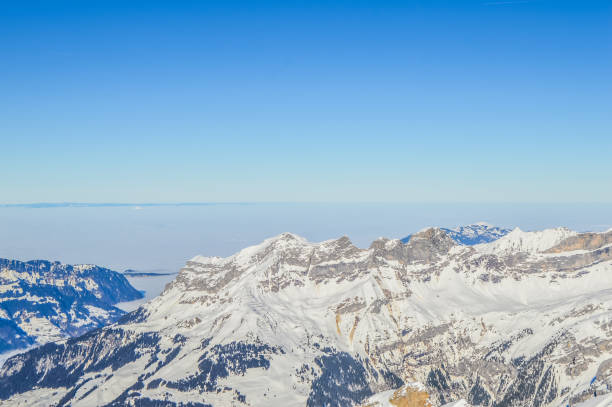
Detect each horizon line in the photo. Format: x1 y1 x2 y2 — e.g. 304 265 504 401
2 201 612 208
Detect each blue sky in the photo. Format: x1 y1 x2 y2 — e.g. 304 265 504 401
1 0 611 203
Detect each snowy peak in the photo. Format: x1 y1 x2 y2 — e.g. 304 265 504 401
401 223 510 245
173 230 460 298
442 222 511 245
402 227 457 255
172 233 365 295
475 227 577 254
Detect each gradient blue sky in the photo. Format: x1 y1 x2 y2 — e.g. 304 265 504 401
1 0 611 203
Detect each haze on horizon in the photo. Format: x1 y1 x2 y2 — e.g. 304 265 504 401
1 0 611 204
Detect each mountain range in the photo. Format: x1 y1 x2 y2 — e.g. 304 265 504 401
1 225 612 406
0 258 143 354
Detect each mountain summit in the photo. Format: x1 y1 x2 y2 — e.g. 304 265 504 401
1 228 612 406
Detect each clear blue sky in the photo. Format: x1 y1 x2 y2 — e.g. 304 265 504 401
1 0 610 203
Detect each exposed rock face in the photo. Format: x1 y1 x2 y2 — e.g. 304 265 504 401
545 231 612 253
0 258 143 353
361 383 434 407
1 227 612 407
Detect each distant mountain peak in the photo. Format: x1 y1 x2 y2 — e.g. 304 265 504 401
475 226 577 254
401 223 511 245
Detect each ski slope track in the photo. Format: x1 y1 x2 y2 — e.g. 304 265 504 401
2 226 612 407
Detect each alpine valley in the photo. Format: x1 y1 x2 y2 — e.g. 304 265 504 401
0 259 143 354
2 224 612 407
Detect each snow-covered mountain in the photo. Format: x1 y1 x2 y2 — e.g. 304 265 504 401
2 227 612 406
401 222 511 245
0 258 143 353
475 227 578 255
